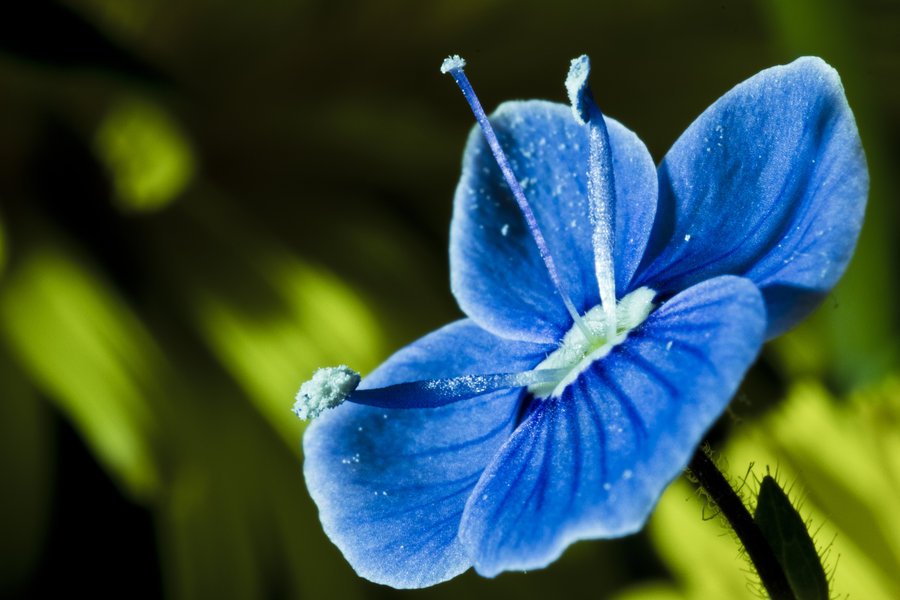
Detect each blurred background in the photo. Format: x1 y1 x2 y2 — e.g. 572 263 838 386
1 0 898 598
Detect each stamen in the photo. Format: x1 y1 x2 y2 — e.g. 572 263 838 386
292 365 570 420
346 368 569 410
566 55 618 341
441 55 595 342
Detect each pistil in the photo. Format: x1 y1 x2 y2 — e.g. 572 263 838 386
293 365 571 421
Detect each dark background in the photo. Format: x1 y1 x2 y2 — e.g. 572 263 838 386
1 1 898 598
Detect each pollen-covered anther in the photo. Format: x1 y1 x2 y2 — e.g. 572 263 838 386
440 54 466 73
293 366 361 421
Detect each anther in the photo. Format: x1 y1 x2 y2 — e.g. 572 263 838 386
293 365 361 421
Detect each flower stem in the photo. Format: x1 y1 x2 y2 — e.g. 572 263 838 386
686 447 796 600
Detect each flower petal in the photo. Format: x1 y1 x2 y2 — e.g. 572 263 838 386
458 275 765 576
634 57 867 337
451 100 657 343
302 319 549 588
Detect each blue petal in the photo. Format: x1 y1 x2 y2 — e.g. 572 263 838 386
451 100 657 343
303 319 550 588
633 57 867 337
457 275 765 576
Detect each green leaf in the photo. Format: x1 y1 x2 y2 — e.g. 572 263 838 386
95 96 195 213
0 350 52 594
0 245 164 499
190 251 385 446
650 480 760 600
725 381 900 599
649 378 900 600
611 583 687 600
153 369 365 600
753 475 828 600
149 198 386 447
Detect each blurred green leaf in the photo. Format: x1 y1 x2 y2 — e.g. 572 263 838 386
612 583 688 600
649 479 759 600
0 350 52 595
162 459 262 599
150 361 365 600
69 0 155 38
753 475 828 600
646 377 900 600
760 382 900 588
191 251 385 446
0 211 6 277
0 245 164 499
95 96 195 213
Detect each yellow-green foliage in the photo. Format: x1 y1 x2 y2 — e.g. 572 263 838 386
627 379 900 600
95 97 195 213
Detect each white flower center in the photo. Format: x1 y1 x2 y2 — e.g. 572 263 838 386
528 287 655 399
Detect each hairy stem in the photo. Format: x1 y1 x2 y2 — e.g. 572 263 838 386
686 447 795 600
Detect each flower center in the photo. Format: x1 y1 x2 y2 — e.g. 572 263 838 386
528 287 656 399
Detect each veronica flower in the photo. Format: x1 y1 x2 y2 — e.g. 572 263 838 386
295 55 867 588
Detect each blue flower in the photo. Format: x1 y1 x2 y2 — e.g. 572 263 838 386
295 55 867 588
